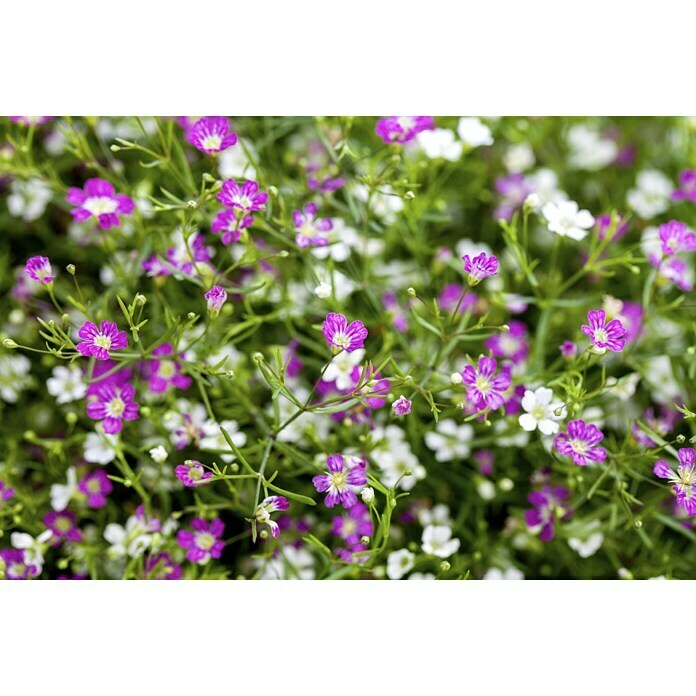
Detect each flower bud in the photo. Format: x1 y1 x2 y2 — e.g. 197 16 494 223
404 190 415 200
134 293 147 306
2 338 18 349
66 264 76 275
439 561 451 572
360 487 375 504
360 536 370 546
450 372 463 385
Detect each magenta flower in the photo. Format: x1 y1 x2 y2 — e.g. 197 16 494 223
392 395 412 416
462 252 499 286
654 448 696 516
42 510 82 544
76 320 128 361
166 231 213 277
554 420 607 467
78 469 113 508
375 116 434 144
85 360 132 397
0 549 39 580
331 502 372 545
211 209 253 245
143 553 182 580
217 179 268 212
658 220 696 256
175 459 213 488
204 285 227 314
524 485 572 542
177 517 225 564
0 480 15 508
322 312 368 353
461 356 511 411
671 170 696 203
24 256 55 284
474 450 495 476
142 255 172 277
560 341 578 359
382 291 409 332
293 203 332 247
596 213 629 241
86 382 139 434
145 343 192 394
253 496 290 539
581 309 626 353
437 283 477 314
187 117 237 154
632 406 679 448
659 257 693 291
484 321 529 364
494 173 532 221
66 178 134 230
313 454 367 509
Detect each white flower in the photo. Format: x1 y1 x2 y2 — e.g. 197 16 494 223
7 178 53 222
84 431 118 465
371 425 425 491
149 445 169 463
312 267 355 302
200 419 247 463
457 117 493 147
527 168 568 208
0 354 32 403
567 125 618 170
11 530 53 572
46 365 87 404
417 504 452 527
387 549 415 580
606 373 641 402
541 200 595 240
162 399 208 449
421 525 460 558
484 566 524 580
504 143 535 172
424 419 474 462
518 387 566 435
322 348 365 391
50 467 78 511
477 479 496 500
627 170 673 219
455 238 493 261
218 137 257 180
258 545 315 580
568 532 604 558
354 183 404 224
311 218 361 262
416 128 463 161
104 515 155 559
314 281 332 298
642 355 681 404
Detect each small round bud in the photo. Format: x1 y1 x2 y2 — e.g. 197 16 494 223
500 324 510 332
61 313 71 323
259 529 269 540
360 536 370 546
676 434 686 443
278 250 289 258
66 264 76 275
134 293 147 306
450 372 463 385
140 406 151 418
404 190 415 200
360 487 375 504
498 477 514 492
225 370 235 379
252 352 264 362
439 561 451 572
268 186 279 197
407 287 416 296
187 312 196 320
65 412 78 425
2 338 18 349
57 558 69 570
110 144 121 152
186 200 198 210
202 172 216 183
634 519 643 529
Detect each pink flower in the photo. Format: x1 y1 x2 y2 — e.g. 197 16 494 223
177 517 225 564
24 256 55 283
66 178 134 230
654 448 696 516
312 454 367 509
524 485 572 541
560 341 578 359
331 502 372 545
322 312 368 353
392 395 412 416
461 356 511 411
86 382 139 434
187 117 237 154
204 285 227 314
484 321 529 365
142 255 171 277
658 220 696 256
293 203 332 247
211 209 253 245
143 553 182 580
0 480 15 507
581 309 626 352
42 510 82 544
76 320 128 361
671 170 696 203
78 469 113 508
217 179 268 212
0 549 39 579
175 460 213 488
462 252 499 285
253 496 290 539
375 116 434 144
554 420 607 467
146 343 192 394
